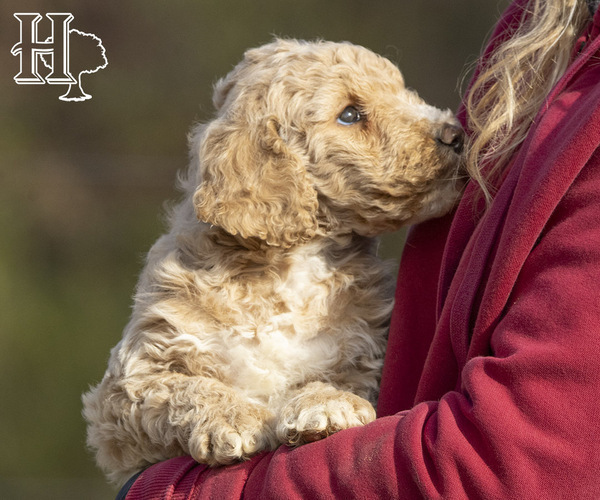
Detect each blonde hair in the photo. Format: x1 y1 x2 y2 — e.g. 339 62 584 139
464 0 590 201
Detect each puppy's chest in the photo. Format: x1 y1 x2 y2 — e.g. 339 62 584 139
214 250 355 398
216 249 337 335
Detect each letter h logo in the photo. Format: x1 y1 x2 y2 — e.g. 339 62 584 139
11 13 77 85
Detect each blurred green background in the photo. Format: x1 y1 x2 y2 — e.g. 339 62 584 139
0 1 508 498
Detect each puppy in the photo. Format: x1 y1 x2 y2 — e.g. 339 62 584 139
83 38 465 484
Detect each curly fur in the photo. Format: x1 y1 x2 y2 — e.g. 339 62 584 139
82 38 465 484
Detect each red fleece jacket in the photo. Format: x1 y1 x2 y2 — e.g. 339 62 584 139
126 2 600 498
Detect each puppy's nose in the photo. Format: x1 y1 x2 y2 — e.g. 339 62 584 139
437 123 465 154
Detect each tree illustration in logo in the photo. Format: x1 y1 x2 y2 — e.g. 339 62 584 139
42 29 108 102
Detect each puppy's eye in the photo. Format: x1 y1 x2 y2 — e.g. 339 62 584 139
337 106 362 125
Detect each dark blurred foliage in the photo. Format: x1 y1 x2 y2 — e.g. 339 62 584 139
0 1 508 498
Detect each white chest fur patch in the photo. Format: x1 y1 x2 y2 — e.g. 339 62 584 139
222 243 342 402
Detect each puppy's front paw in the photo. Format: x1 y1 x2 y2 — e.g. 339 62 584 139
277 382 376 446
188 402 277 466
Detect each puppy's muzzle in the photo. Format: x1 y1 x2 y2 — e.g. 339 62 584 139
437 123 465 154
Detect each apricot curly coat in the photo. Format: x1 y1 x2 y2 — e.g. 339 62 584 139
82 38 465 484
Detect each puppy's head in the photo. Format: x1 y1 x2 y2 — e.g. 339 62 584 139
192 39 465 246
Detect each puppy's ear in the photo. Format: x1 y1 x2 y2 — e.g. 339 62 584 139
193 117 318 247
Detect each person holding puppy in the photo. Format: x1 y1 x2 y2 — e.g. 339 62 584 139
121 0 600 497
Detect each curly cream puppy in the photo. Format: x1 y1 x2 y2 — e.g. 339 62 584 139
83 38 465 484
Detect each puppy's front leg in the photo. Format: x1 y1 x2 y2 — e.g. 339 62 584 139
85 371 278 479
168 375 278 466
277 381 376 446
